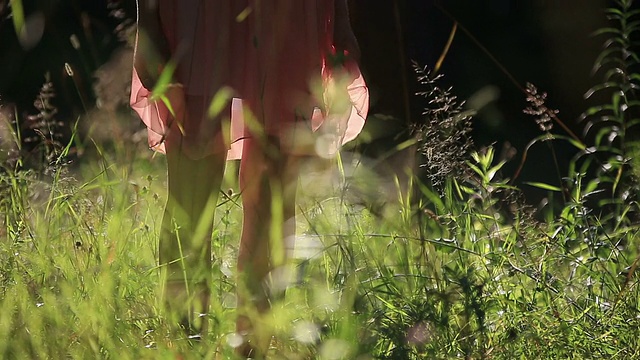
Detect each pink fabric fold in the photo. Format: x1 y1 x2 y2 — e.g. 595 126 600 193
130 1 369 161
131 64 368 160
130 67 169 154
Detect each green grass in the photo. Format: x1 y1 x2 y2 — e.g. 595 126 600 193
1 139 640 359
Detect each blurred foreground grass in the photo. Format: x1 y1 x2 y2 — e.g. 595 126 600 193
4 0 640 357
1 140 640 359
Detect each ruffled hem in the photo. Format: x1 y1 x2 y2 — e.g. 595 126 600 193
130 59 368 160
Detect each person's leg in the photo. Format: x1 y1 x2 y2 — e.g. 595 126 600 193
238 137 275 314
235 134 301 357
160 139 226 334
281 153 300 266
235 135 274 356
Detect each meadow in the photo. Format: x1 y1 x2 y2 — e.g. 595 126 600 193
2 0 640 359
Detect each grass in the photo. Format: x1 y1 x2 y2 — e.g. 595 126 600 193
1 133 640 359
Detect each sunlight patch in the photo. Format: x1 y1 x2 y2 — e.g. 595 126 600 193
319 339 352 360
293 321 320 344
269 265 296 293
289 234 323 260
315 134 341 159
226 333 244 349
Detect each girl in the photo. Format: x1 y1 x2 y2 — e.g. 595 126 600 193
131 0 368 353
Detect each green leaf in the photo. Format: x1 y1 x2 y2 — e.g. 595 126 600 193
604 68 626 83
487 160 507 181
207 86 235 119
10 0 25 35
593 26 622 36
583 105 612 117
395 138 418 152
605 8 624 18
466 162 483 178
593 48 623 71
626 119 640 131
417 181 445 213
149 61 177 101
524 182 562 192
584 82 618 99
612 91 621 116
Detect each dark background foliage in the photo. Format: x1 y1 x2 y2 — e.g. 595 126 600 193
0 0 620 202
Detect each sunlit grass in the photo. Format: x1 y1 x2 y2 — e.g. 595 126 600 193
2 137 640 359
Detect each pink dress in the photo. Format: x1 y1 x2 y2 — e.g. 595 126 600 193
130 0 368 160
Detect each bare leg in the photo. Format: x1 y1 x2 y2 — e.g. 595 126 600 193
236 134 300 356
160 139 226 334
235 137 272 357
